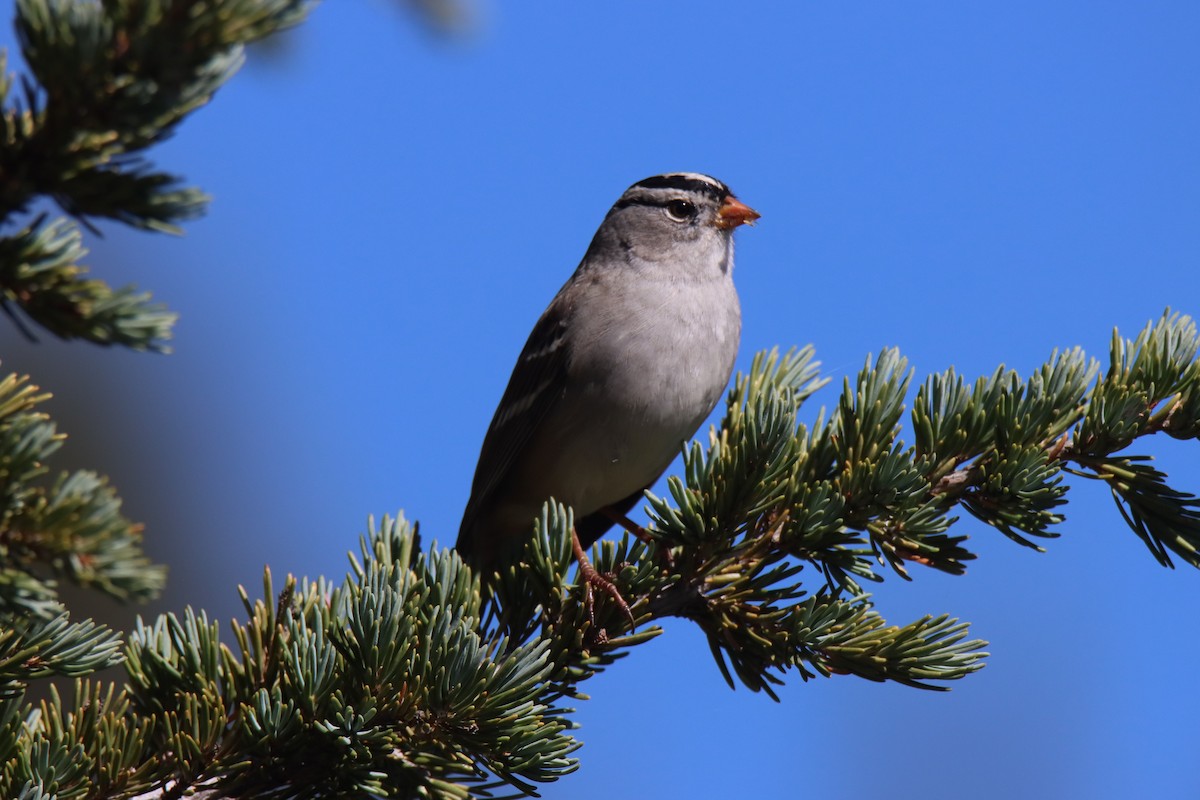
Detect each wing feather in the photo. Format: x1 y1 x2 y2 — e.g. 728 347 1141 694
457 297 572 558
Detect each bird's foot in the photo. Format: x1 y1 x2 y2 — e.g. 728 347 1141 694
572 529 635 634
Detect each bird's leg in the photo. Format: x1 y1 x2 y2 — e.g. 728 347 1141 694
599 506 675 569
600 507 654 545
571 529 634 632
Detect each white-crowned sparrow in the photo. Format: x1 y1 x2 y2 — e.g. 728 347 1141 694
457 173 759 606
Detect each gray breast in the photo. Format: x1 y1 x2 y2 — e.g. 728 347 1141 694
547 272 741 511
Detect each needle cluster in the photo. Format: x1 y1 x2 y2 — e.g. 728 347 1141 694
0 0 312 348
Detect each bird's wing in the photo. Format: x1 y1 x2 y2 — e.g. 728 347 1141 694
457 296 572 556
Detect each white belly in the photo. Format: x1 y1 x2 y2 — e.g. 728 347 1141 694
536 274 741 513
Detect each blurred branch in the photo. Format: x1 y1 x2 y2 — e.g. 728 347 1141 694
0 365 165 616
400 0 473 34
0 0 314 348
0 215 176 350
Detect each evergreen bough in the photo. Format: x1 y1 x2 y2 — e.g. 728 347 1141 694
1 0 312 348
1 1 1198 797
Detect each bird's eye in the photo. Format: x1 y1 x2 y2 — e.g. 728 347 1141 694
665 199 697 222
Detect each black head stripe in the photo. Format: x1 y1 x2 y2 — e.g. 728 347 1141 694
611 173 732 213
631 173 729 200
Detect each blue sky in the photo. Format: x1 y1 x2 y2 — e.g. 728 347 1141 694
4 2 1200 797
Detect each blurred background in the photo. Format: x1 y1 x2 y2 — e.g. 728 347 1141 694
3 2 1199 797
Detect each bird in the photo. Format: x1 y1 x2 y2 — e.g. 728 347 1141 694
456 172 759 617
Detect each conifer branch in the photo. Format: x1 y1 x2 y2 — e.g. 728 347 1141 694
928 311 1200 567
486 311 1200 705
4 519 580 800
5 312 1199 797
0 216 176 349
0 365 165 614
0 0 314 348
0 611 123 697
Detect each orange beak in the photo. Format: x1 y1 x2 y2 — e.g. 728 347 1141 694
714 195 761 230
